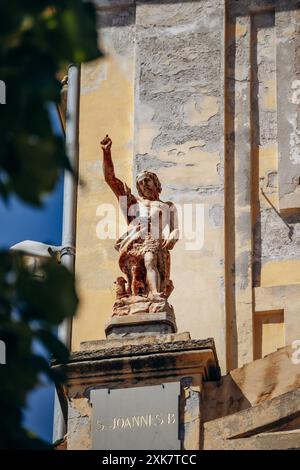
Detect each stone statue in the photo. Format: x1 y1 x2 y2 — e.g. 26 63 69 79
101 135 179 319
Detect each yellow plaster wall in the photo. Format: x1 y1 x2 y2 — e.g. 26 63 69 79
253 310 285 360
72 41 134 351
261 260 300 287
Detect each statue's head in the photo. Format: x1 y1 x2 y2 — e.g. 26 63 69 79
136 171 162 200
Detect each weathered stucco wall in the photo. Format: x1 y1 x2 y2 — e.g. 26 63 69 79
133 0 225 367
73 0 300 375
225 0 300 370
72 0 226 370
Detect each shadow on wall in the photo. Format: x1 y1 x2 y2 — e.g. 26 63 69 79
201 344 300 423
202 374 251 423
96 0 300 29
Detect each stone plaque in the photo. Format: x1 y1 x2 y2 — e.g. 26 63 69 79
91 383 181 450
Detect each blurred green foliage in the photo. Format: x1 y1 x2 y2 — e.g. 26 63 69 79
0 0 102 448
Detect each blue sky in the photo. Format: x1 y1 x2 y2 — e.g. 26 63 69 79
0 176 63 249
0 105 64 443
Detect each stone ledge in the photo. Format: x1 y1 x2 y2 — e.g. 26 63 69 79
52 337 221 383
62 337 216 364
80 331 191 351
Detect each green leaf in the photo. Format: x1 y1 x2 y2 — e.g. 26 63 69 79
35 329 69 363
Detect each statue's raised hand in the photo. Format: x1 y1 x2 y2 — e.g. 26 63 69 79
101 134 112 152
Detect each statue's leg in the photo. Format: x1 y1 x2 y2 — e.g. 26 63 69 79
144 251 160 294
158 249 170 295
126 272 132 295
131 265 138 296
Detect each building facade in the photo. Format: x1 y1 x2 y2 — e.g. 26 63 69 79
56 0 300 450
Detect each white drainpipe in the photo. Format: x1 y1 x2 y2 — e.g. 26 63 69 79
53 63 80 443
58 63 80 348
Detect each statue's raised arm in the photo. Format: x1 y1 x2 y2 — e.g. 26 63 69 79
101 135 137 225
101 135 128 199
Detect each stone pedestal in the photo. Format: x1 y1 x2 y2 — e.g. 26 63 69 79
105 311 177 337
106 294 177 337
53 333 220 450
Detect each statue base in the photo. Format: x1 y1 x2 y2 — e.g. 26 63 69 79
52 333 220 450
105 294 177 338
105 311 177 337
